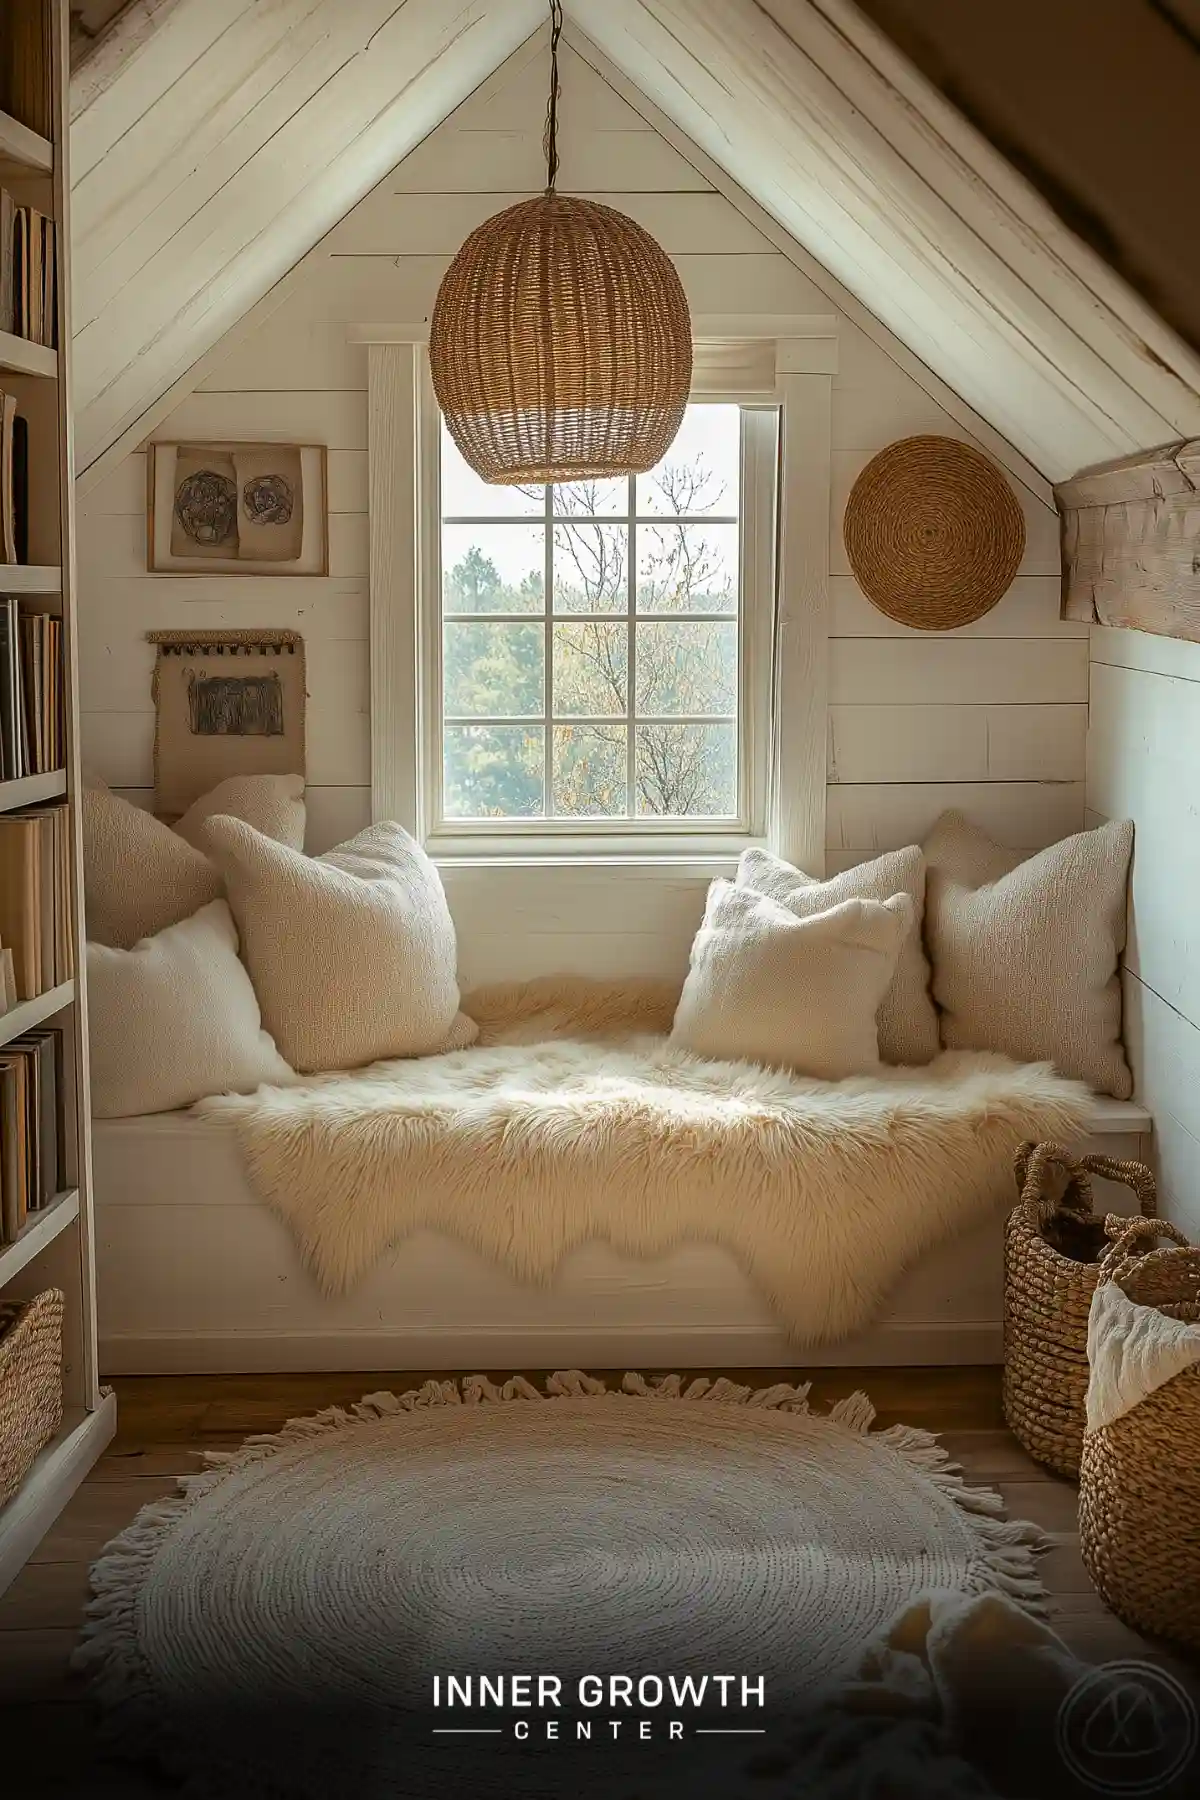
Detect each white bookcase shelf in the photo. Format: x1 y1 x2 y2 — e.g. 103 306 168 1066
0 565 62 594
0 2 111 1599
0 1186 79 1287
0 329 56 380
0 106 53 175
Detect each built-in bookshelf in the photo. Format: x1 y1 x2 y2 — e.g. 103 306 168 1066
0 1 114 1599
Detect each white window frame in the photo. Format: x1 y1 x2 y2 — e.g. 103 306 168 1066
361 317 836 874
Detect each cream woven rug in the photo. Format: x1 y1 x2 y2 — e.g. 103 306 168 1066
199 975 1090 1343
76 1372 1047 1799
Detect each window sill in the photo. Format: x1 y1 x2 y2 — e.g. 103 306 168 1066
429 848 752 880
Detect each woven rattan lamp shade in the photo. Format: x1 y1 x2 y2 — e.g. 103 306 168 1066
843 435 1026 630
430 193 692 484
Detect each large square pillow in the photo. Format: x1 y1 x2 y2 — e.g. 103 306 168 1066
671 879 913 1079
922 810 1134 1097
83 774 305 949
203 818 475 1073
737 844 938 1065
87 901 294 1117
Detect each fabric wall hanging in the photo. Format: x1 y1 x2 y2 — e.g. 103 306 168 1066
147 443 328 576
147 630 306 819
429 1 692 483
843 435 1026 630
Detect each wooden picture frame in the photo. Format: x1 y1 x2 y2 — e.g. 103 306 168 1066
146 441 329 576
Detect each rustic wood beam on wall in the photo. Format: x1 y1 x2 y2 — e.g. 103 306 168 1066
1057 441 1200 641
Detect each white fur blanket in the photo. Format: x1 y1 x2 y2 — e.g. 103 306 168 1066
199 977 1091 1346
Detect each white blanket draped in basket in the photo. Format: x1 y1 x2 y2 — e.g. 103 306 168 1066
198 977 1091 1347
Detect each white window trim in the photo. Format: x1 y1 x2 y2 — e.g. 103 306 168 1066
360 317 835 874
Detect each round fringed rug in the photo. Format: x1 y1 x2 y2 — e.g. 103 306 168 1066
76 1372 1044 1799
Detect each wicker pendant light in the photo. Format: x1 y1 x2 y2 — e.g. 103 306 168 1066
429 2 692 485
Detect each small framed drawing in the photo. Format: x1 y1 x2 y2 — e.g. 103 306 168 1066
147 442 329 576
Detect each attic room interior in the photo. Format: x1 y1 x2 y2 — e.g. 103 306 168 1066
0 0 1198 1791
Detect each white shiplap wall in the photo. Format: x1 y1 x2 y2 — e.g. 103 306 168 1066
1087 627 1200 1235
76 34 1084 981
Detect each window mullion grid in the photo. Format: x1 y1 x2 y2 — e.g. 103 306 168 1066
626 474 637 819
543 484 553 818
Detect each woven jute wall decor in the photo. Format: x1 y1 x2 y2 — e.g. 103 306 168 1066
843 435 1026 630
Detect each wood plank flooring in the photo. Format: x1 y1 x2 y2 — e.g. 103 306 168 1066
1 1366 1195 1793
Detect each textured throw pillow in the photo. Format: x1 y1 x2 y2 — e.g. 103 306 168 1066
671 880 914 1079
203 818 475 1074
923 810 1134 1097
174 773 305 855
87 901 294 1118
737 845 938 1066
83 775 306 950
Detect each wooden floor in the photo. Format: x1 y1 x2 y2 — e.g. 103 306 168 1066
1 1366 1196 1791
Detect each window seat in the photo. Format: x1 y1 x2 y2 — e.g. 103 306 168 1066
90 979 1153 1376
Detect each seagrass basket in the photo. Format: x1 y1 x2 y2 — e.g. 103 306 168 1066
1080 1221 1200 1649
0 1288 64 1510
1003 1142 1156 1478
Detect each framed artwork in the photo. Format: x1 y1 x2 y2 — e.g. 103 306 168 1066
147 442 329 576
147 629 307 818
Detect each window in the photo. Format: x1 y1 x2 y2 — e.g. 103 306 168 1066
431 403 777 844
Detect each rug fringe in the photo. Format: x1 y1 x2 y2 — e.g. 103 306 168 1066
72 1369 1048 1785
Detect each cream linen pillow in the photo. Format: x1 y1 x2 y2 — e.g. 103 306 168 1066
204 817 475 1074
737 845 938 1066
83 775 306 949
923 810 1134 1097
671 880 914 1079
174 773 305 854
87 901 294 1118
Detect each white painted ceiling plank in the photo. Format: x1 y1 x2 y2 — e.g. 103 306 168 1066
73 0 546 469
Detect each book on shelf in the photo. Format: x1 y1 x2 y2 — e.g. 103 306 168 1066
0 395 29 564
0 3 52 143
0 800 72 1004
0 594 61 775
0 190 57 350
0 1022 64 1245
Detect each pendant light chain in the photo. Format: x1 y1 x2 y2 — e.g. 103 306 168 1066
543 0 564 195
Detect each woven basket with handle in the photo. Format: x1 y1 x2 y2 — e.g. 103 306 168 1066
0 1288 64 1510
1080 1219 1200 1649
1003 1141 1157 1478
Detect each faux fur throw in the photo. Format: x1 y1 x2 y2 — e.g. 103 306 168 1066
199 976 1092 1346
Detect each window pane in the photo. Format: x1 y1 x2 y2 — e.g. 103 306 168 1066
553 622 628 717
636 523 739 614
552 522 628 614
636 405 741 517
635 621 737 716
441 423 542 518
552 475 629 518
444 725 544 819
636 723 737 817
552 725 626 817
443 622 544 718
443 524 544 614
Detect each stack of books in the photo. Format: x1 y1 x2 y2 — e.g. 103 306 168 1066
0 190 57 349
0 595 62 776
0 391 28 564
0 1023 64 1244
0 801 73 1005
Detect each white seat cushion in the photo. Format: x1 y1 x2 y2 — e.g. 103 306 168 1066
671 879 913 1079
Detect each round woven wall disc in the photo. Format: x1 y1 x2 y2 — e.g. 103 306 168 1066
843 435 1026 630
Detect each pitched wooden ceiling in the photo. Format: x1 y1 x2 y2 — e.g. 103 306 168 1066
70 0 1200 481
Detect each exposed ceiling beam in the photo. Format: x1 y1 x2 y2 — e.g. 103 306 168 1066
569 0 1200 478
